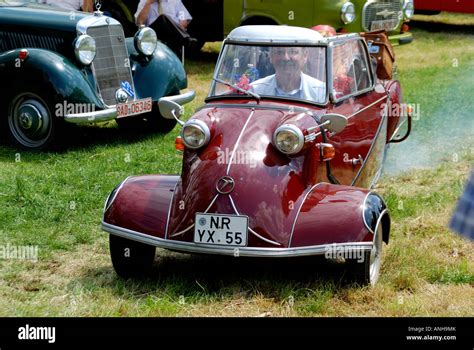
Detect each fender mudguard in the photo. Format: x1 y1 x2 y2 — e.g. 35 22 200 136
103 175 180 239
126 39 187 100
290 183 390 248
0 49 103 110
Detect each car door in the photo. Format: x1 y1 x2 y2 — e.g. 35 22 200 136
327 38 388 188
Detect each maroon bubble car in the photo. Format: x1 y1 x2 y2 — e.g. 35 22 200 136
102 26 411 285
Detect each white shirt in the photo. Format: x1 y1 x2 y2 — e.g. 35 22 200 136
250 73 326 103
135 0 192 26
44 0 84 10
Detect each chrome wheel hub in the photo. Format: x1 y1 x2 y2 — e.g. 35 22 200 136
9 95 52 148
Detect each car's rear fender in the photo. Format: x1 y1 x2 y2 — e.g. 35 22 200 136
103 175 180 239
0 48 103 113
290 183 390 247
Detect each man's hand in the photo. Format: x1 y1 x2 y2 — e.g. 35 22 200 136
179 20 189 30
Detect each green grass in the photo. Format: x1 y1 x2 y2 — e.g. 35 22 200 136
0 14 473 316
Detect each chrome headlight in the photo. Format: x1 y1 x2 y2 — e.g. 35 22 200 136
273 124 304 155
134 27 158 56
403 0 414 19
341 2 356 24
181 119 211 149
74 34 96 65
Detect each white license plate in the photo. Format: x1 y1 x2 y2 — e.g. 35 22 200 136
370 20 396 31
194 213 248 247
117 98 152 118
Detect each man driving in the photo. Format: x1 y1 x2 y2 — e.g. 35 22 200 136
249 46 326 102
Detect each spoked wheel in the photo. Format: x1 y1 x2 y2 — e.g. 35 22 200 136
109 235 156 279
347 223 383 286
7 92 58 150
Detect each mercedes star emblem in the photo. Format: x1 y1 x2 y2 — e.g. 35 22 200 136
216 176 235 195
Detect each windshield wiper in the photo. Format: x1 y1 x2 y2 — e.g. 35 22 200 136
213 77 261 102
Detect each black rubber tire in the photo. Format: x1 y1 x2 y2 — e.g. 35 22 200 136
346 251 372 285
346 225 383 286
109 235 156 279
3 90 63 151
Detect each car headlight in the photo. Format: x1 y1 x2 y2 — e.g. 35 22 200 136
74 34 96 65
403 0 414 19
273 124 304 155
341 2 356 24
181 119 211 149
134 27 158 56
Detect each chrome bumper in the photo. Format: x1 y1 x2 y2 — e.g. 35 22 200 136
102 222 373 258
64 107 118 124
64 90 196 124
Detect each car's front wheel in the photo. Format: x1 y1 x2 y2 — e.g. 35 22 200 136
5 92 61 151
346 223 383 286
109 235 156 279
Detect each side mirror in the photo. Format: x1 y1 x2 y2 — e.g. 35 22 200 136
159 98 183 121
320 113 347 134
158 90 196 127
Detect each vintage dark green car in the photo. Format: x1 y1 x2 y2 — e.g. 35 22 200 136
0 1 195 150
184 0 414 47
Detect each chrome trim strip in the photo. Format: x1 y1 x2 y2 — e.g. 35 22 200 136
226 109 255 174
164 180 179 240
168 194 220 238
347 95 388 119
229 195 281 246
103 176 132 215
288 182 325 248
102 222 373 258
64 107 117 124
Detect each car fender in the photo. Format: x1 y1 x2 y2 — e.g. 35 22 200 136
290 183 390 247
126 38 188 100
0 48 103 113
103 175 180 239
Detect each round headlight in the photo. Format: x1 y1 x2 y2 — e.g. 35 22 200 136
181 119 211 149
273 124 304 155
403 0 414 19
341 2 356 25
74 34 96 65
134 27 158 56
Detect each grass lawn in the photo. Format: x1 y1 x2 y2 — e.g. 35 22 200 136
0 14 472 316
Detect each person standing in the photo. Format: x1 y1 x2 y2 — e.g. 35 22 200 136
450 170 474 240
135 0 197 56
43 0 94 12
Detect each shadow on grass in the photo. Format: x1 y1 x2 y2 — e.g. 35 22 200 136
0 121 169 161
79 252 362 301
410 20 474 34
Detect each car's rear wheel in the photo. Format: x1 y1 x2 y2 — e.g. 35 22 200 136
347 223 383 286
5 92 61 150
109 235 156 279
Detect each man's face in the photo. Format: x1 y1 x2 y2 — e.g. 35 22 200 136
270 47 308 75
